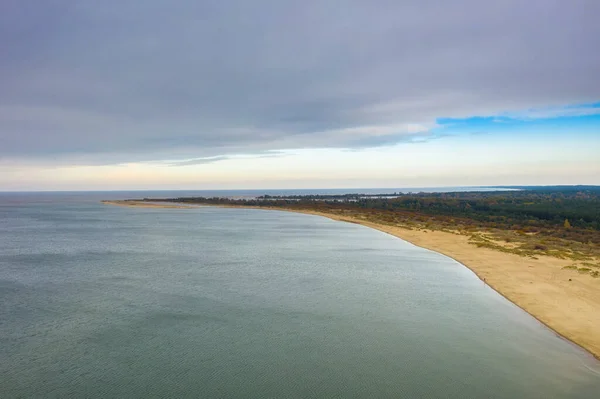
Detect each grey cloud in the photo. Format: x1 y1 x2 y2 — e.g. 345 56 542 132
1 0 599 164
168 151 284 167
168 156 232 167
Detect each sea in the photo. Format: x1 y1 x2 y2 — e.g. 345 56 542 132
1 190 599 398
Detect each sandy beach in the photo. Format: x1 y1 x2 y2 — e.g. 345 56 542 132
101 200 191 209
102 200 600 359
303 210 600 360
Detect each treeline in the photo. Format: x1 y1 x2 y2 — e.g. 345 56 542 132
144 187 600 244
349 191 600 230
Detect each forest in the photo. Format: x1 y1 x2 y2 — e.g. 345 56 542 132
142 186 600 248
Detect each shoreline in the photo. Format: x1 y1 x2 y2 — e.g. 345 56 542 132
100 200 191 209
102 200 600 360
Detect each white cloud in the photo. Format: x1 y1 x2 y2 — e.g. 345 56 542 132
500 104 600 120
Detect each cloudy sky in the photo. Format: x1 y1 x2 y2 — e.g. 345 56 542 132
1 0 599 190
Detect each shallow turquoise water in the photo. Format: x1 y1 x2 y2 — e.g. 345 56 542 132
1 195 599 398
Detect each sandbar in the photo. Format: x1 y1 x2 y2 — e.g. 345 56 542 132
101 200 192 209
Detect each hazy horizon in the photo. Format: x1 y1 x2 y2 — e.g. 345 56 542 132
1 185 597 195
1 1 599 190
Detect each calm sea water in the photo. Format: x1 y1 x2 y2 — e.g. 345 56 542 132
1 192 599 398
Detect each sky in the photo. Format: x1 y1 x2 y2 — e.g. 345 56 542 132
1 0 599 191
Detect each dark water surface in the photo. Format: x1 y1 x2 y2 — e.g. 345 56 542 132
1 193 599 398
